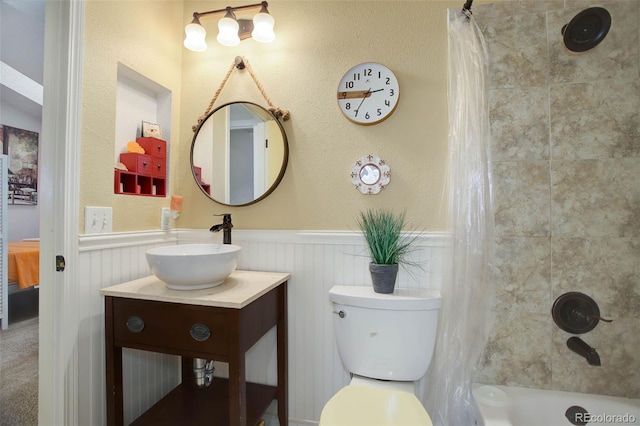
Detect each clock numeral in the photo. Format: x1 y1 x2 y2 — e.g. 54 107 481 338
346 81 354 89
386 77 391 85
385 99 391 107
353 72 360 81
365 112 370 120
389 89 395 96
377 108 382 116
345 103 351 110
364 68 372 76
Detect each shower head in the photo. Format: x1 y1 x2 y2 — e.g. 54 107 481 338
562 7 611 52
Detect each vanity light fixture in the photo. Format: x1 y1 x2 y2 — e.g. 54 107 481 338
184 1 275 52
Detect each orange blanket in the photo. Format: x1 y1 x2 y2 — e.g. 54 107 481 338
8 241 40 289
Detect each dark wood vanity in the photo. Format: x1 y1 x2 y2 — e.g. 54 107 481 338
101 271 289 426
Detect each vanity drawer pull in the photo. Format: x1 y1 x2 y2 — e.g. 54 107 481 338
126 316 145 333
190 324 211 342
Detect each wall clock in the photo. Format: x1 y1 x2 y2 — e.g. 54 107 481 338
337 62 400 125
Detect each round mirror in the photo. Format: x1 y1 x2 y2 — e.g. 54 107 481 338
359 165 380 185
190 102 289 206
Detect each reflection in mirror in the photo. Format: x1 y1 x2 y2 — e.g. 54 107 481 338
191 102 289 206
359 165 380 185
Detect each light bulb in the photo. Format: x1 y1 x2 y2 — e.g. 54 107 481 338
217 16 240 46
252 11 275 43
184 22 207 51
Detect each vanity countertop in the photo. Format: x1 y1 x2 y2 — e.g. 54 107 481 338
100 270 290 309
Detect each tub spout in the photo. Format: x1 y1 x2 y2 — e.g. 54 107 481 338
567 337 601 366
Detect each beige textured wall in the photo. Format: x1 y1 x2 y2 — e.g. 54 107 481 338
81 1 502 232
80 0 184 232
178 0 462 231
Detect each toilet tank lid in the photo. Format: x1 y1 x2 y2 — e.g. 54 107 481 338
329 285 441 310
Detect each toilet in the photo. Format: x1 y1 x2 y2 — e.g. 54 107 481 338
320 285 441 426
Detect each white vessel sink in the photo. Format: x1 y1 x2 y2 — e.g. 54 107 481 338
145 244 241 290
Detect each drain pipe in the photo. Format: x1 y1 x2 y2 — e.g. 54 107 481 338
194 358 215 388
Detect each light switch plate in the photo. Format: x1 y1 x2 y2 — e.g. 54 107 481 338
84 206 113 234
161 207 171 230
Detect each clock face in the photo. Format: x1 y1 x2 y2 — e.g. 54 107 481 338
337 62 400 125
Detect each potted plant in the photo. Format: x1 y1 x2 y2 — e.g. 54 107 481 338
357 208 419 294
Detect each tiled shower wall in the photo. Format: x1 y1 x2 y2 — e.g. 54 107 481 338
474 1 640 397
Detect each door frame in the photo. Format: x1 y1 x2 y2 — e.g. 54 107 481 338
39 1 83 424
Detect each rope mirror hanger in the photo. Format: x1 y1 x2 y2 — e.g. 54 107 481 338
192 56 290 132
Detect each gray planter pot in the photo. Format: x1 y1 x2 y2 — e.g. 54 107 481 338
369 263 398 294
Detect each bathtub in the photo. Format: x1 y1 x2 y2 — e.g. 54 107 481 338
473 384 640 426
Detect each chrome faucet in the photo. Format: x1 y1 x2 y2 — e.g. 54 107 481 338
210 213 233 244
567 337 601 366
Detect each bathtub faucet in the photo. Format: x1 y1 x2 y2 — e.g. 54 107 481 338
210 213 233 244
567 337 601 366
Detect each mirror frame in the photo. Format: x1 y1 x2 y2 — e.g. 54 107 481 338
190 101 289 207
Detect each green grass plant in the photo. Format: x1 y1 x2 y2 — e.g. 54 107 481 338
357 209 419 266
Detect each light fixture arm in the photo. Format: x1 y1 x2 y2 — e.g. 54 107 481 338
193 1 268 22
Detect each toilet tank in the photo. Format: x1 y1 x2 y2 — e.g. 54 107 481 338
329 285 441 381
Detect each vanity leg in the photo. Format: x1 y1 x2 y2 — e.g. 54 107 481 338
228 356 247 425
277 283 288 426
228 312 247 426
105 297 124 426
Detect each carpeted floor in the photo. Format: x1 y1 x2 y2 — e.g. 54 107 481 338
0 317 38 426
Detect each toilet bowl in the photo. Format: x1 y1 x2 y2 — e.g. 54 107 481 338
320 285 441 425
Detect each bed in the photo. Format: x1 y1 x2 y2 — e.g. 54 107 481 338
8 240 40 291
5 240 39 325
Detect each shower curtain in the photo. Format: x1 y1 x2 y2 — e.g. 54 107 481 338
425 9 495 426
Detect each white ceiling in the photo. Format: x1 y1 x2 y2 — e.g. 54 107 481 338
0 0 45 119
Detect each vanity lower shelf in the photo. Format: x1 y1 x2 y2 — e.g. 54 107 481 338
131 378 276 426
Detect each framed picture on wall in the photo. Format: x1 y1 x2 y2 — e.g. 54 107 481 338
141 121 162 138
2 124 39 205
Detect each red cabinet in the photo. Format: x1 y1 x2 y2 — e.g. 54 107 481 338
137 137 167 159
115 138 167 197
120 153 152 175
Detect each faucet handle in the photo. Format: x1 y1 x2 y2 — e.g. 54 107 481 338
214 213 232 223
588 314 612 323
552 292 610 334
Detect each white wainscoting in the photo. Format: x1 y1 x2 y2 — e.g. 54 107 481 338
78 229 449 425
77 231 179 425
